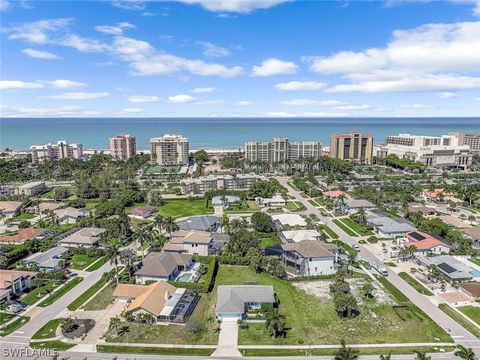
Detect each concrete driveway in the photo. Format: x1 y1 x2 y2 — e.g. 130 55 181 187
212 319 242 357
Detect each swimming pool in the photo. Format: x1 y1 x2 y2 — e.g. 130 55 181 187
176 273 192 282
469 268 480 277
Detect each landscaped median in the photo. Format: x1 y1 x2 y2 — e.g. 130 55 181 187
31 318 65 340
438 304 480 338
97 344 215 356
0 315 30 336
458 305 480 325
398 272 434 296
38 277 83 307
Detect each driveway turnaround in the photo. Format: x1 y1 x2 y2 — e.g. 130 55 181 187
212 319 242 357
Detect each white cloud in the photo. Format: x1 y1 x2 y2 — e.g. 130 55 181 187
0 80 43 90
60 35 109 52
22 48 61 59
1 105 84 117
196 41 231 57
438 91 458 99
275 80 327 91
0 1 13 11
95 22 135 35
173 0 290 13
119 107 145 113
235 100 253 106
307 21 480 92
194 99 227 105
127 95 161 103
399 103 434 109
281 99 370 110
45 92 110 100
111 36 243 77
111 0 145 10
168 94 197 103
252 58 297 76
43 79 88 89
4 18 71 44
191 87 216 93
265 111 296 117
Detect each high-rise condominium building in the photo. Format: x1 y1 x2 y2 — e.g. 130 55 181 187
150 134 189 166
330 131 373 164
244 137 322 162
109 134 136 160
448 132 480 154
30 140 83 163
379 133 472 168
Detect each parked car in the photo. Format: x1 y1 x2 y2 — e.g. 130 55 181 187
6 302 24 314
353 244 360 252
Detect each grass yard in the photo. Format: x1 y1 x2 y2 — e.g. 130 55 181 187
398 272 434 296
259 233 281 249
333 219 358 237
0 316 30 336
12 212 35 220
340 218 374 236
458 305 480 325
69 254 97 270
469 258 480 267
318 224 339 239
83 283 115 310
32 318 65 339
285 201 306 212
158 198 213 218
22 281 61 305
438 304 480 338
84 256 108 271
240 346 455 357
67 272 115 311
38 277 83 307
226 200 260 214
105 294 218 345
98 345 214 356
217 265 451 345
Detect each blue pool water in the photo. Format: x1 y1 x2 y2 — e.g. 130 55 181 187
176 273 192 282
469 269 480 277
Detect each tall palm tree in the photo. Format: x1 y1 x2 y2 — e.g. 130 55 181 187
454 345 476 360
414 350 432 360
134 226 154 260
153 215 165 235
106 238 121 285
150 233 167 252
163 216 179 238
356 208 367 225
334 340 359 360
264 308 286 338
336 194 347 212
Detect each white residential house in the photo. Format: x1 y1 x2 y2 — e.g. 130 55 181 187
281 240 339 276
168 230 213 256
53 207 90 224
255 195 286 208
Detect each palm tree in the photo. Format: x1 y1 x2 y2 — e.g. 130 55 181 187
153 215 165 234
379 352 392 360
454 345 476 359
414 350 432 360
336 193 347 213
106 238 121 285
264 308 286 338
334 340 359 360
346 251 357 274
355 208 367 225
163 216 179 238
150 233 167 252
134 226 154 260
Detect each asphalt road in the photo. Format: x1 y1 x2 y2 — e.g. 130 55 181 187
276 177 480 350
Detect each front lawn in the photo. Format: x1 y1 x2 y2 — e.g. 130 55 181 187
333 219 358 237
340 218 374 236
12 212 35 220
67 271 115 311
285 201 306 212
22 281 62 306
219 266 450 345
32 318 65 339
398 272 434 296
469 258 480 267
84 256 108 271
83 283 115 310
104 295 218 345
69 254 97 270
259 233 281 249
30 340 74 351
318 224 339 239
458 305 480 325
157 198 213 218
38 277 83 307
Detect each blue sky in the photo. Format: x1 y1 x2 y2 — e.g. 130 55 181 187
1 0 479 117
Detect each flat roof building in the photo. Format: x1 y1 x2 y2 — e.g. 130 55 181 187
330 131 373 165
245 137 322 163
109 134 136 160
150 134 189 166
30 140 83 163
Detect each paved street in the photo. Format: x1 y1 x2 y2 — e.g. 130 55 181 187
276 176 480 350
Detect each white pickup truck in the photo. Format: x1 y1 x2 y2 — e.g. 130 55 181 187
371 262 389 276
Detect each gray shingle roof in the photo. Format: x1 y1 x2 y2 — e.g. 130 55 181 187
216 285 274 313
179 216 220 231
25 246 68 268
367 216 416 234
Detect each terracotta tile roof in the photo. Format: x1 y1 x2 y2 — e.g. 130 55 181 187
0 228 49 243
127 206 158 217
404 230 451 251
113 283 152 298
423 189 453 198
0 270 37 289
322 190 346 199
459 282 480 298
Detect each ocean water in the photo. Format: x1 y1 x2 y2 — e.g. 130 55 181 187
1 117 479 150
